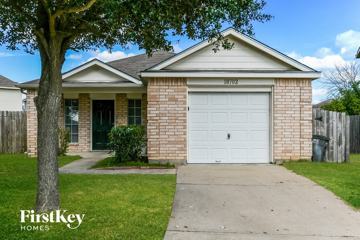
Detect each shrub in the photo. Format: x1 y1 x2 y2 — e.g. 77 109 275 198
108 125 146 163
58 127 70 156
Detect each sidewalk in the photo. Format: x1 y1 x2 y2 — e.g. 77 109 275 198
59 152 176 175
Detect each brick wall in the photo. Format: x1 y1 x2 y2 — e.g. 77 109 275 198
273 79 312 161
26 90 37 156
147 78 187 164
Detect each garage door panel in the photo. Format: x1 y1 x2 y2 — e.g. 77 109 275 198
211 94 229 105
211 112 229 123
249 94 268 105
189 92 269 164
230 94 248 105
191 94 209 105
190 112 208 123
230 112 248 123
210 130 228 141
230 130 249 141
211 148 228 163
230 148 248 162
190 147 209 163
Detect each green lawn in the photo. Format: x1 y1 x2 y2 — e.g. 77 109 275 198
0 154 176 240
92 157 175 169
284 154 360 209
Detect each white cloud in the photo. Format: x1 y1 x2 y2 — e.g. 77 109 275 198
87 50 135 62
335 30 360 57
288 51 346 70
67 53 83 60
313 88 328 98
315 47 333 58
0 52 15 57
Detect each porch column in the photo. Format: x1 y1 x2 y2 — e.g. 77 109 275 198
115 93 128 126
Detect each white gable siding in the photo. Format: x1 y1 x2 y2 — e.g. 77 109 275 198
64 65 128 83
0 89 23 111
165 36 295 71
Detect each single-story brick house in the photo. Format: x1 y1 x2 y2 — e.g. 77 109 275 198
19 28 320 164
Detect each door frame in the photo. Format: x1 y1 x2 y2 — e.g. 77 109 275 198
187 82 274 164
90 94 116 151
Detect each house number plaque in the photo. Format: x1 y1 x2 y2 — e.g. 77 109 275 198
224 80 239 85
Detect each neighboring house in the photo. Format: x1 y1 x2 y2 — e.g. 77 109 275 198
313 99 332 109
19 28 321 163
0 75 23 111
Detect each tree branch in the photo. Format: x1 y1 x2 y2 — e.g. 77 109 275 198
53 0 97 18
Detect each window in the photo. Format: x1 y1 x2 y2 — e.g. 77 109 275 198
64 99 79 143
128 99 141 125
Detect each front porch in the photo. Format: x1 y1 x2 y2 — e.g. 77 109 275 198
26 90 147 156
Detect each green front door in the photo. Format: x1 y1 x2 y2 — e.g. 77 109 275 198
92 100 114 150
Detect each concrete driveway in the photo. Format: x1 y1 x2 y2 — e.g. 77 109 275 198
165 164 360 240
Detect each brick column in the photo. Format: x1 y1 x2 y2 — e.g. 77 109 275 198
273 79 312 161
141 93 147 127
147 78 187 164
115 93 127 126
26 90 37 156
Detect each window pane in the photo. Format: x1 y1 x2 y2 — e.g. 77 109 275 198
64 99 79 143
128 116 134 125
135 100 141 108
71 134 78 143
128 99 134 107
70 112 79 125
135 108 141 117
135 117 141 125
72 125 78 134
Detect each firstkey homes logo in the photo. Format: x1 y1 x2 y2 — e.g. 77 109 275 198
20 210 85 231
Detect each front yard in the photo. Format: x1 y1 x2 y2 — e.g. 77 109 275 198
284 154 360 209
0 154 176 240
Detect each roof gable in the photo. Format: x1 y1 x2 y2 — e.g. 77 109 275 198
63 59 142 84
0 75 19 89
149 28 316 72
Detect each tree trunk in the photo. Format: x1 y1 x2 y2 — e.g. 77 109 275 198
35 39 64 212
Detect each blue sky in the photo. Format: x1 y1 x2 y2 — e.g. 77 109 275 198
0 0 359 103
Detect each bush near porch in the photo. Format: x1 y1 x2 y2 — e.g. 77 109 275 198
108 125 146 163
0 154 176 240
284 154 360 209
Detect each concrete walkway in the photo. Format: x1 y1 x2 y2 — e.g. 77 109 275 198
59 152 176 174
165 164 360 240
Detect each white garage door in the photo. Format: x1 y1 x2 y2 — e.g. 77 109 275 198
188 92 270 163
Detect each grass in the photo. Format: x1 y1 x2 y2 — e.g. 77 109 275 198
284 154 360 209
91 157 175 169
0 154 176 240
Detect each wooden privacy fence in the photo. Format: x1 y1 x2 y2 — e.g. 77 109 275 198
312 109 350 163
350 115 360 153
0 111 27 153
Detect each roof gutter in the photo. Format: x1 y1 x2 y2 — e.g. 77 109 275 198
140 71 321 80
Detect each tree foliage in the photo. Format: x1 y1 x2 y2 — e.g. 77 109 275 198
321 62 360 115
0 0 271 211
0 0 271 54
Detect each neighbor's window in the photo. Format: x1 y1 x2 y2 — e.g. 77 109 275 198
128 99 141 125
64 99 79 143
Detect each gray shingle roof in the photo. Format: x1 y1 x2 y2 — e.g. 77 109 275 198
0 75 18 88
107 51 175 79
19 51 175 88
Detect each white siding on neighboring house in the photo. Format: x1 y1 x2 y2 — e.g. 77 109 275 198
64 65 128 83
0 88 23 111
165 36 295 71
